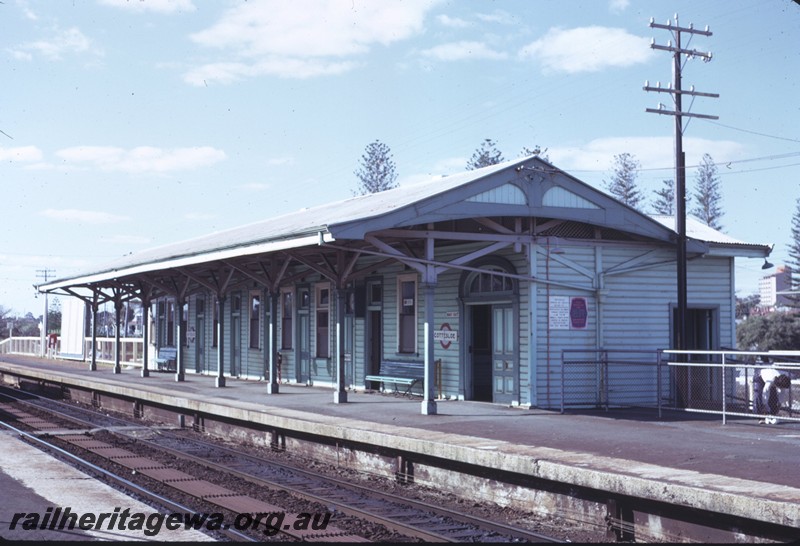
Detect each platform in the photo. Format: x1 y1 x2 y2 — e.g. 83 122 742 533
0 429 214 541
1 354 799 533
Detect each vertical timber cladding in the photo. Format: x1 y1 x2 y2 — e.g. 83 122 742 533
601 247 733 350
184 296 196 373
434 244 530 404
534 243 598 410
435 271 461 401
240 289 265 380
552 244 736 410
352 292 366 389
208 292 220 375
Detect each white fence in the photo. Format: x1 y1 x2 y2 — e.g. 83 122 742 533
0 335 145 367
0 336 42 356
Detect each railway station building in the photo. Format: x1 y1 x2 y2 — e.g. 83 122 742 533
38 156 770 414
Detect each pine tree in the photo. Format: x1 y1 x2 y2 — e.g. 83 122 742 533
466 138 504 170
652 179 675 215
690 153 723 229
604 153 644 210
519 145 549 162
786 197 800 306
353 140 398 195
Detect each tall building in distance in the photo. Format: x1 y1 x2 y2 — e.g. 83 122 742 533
759 265 792 308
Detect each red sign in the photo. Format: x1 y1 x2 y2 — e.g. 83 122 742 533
570 297 588 329
434 323 458 349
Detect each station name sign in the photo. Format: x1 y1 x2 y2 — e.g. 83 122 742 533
434 323 458 349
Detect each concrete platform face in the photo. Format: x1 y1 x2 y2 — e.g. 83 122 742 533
3 355 800 530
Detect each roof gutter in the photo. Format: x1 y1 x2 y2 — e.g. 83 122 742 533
37 232 329 293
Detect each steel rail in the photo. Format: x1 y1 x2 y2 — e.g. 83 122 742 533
0 391 364 542
1 385 564 543
0 418 256 542
142 432 564 543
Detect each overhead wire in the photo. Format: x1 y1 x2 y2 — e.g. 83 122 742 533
533 151 800 176
702 120 800 144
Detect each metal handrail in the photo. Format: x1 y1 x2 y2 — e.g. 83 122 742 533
660 349 797 425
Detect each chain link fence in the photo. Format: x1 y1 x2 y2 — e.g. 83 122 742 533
561 348 799 424
560 349 668 414
661 350 799 424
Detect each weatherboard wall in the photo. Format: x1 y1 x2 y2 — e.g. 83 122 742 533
150 237 737 410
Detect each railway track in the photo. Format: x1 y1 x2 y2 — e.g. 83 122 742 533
0 386 563 542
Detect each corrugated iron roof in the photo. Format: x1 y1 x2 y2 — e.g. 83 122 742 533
650 215 771 249
40 159 520 287
39 159 770 290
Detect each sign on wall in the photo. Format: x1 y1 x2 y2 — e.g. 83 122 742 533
434 323 458 349
549 296 570 330
569 297 588 330
549 296 589 330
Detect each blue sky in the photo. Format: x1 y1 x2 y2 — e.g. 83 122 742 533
2 0 799 317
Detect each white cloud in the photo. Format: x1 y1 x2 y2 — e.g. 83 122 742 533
10 27 98 61
0 146 43 162
55 146 227 173
40 209 129 224
184 212 217 220
475 10 516 25
186 0 441 83
267 156 294 166
239 183 270 191
548 136 746 173
183 58 359 85
421 41 507 62
97 0 196 14
436 14 471 28
398 156 465 187
432 156 469 174
98 234 151 245
609 0 630 13
519 26 654 73
21 3 39 21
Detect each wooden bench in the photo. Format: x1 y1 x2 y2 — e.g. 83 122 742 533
365 360 425 396
155 346 177 372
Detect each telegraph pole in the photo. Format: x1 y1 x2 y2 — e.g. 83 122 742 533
645 14 718 357
35 268 56 357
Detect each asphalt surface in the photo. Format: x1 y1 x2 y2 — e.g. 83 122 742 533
1 353 798 490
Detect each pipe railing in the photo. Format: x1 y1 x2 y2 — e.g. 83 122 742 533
661 349 799 425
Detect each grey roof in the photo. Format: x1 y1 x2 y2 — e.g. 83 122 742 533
39 157 770 291
651 215 771 256
39 160 520 290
